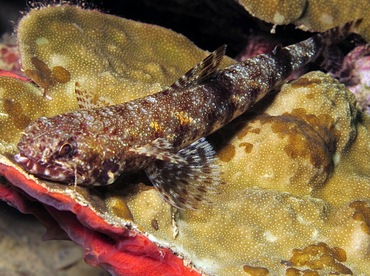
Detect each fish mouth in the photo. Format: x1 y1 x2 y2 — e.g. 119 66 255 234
14 152 76 183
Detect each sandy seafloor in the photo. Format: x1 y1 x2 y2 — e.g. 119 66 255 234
0 201 109 276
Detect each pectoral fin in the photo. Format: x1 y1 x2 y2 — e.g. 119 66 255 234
130 138 221 209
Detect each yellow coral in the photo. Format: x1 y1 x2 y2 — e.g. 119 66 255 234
288 242 352 274
238 0 370 41
295 0 369 38
215 72 358 196
238 0 305 25
0 77 49 154
17 4 233 107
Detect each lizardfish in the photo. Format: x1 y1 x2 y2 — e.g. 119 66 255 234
15 20 361 209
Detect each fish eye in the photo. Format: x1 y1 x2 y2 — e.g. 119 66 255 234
58 143 73 157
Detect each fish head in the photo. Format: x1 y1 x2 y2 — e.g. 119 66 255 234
14 114 120 185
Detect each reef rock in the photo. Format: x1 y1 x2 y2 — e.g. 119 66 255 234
238 0 370 41
216 72 358 196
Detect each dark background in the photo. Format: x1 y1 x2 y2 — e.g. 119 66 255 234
0 0 308 57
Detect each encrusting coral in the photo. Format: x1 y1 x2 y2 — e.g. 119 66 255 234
215 72 358 196
238 0 370 40
0 3 369 276
0 35 20 73
238 0 306 25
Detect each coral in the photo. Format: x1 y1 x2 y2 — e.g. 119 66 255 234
287 242 352 275
0 77 46 154
238 0 370 41
0 162 199 275
1 4 370 276
0 4 234 153
343 45 370 114
215 72 358 196
0 183 108 275
235 33 278 61
238 0 306 25
16 3 233 107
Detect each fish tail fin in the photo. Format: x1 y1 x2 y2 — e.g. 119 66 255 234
320 19 363 44
316 19 363 72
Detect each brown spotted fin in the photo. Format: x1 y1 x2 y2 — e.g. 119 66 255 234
130 138 221 209
315 19 364 72
166 45 226 91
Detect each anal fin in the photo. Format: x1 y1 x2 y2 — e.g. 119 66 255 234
130 138 221 209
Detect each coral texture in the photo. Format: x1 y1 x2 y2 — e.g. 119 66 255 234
0 4 369 276
239 0 370 41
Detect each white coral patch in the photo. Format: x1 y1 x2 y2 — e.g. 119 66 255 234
264 230 278 242
320 13 334 25
50 53 69 67
273 12 285 25
36 37 49 46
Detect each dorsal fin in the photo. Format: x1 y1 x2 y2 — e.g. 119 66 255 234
320 19 363 44
315 19 363 76
167 45 227 91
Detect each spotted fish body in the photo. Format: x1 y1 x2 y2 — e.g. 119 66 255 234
15 21 361 209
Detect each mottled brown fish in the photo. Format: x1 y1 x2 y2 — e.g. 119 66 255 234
15 21 361 209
